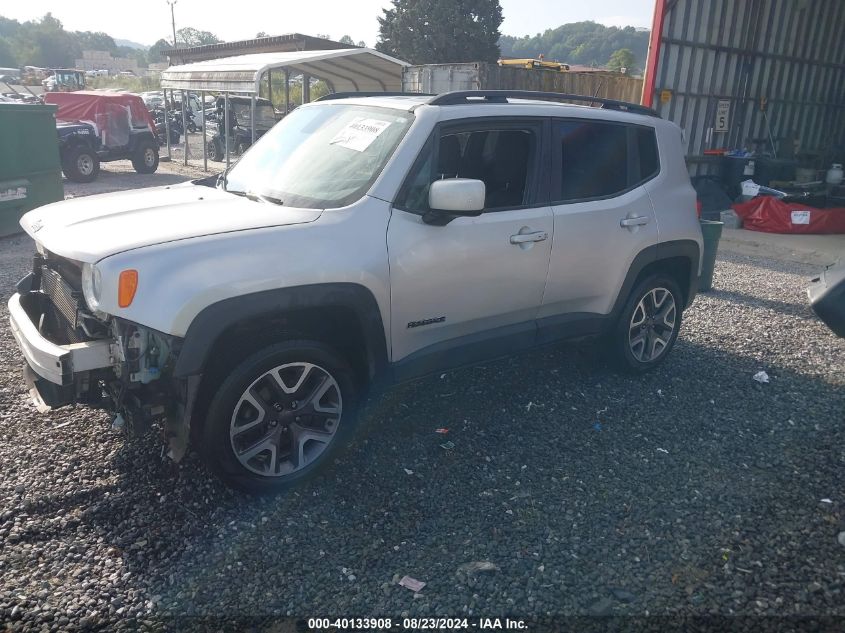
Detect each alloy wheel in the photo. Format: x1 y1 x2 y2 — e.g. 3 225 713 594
144 148 156 167
628 287 677 363
229 362 342 477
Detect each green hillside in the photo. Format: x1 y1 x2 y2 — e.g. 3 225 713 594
499 21 650 71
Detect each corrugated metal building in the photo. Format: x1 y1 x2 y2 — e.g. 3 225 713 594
643 0 845 175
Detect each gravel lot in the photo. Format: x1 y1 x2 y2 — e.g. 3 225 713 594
1 226 844 629
58 134 235 199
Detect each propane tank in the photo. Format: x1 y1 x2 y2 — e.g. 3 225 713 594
826 163 844 186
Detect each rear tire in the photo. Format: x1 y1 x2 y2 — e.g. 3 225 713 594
199 340 359 493
610 274 683 373
131 139 159 174
61 146 100 183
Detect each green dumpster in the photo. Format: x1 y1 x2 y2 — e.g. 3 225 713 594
0 103 63 237
699 220 724 292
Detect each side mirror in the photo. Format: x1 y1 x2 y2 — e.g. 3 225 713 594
428 178 485 216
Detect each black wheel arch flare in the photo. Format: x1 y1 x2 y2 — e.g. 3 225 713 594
610 239 701 321
173 283 389 383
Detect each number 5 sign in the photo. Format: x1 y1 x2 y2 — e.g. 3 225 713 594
715 99 730 132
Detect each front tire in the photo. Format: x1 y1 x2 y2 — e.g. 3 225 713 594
61 146 100 183
610 274 683 373
200 340 359 493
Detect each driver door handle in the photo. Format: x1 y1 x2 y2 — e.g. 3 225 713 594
620 216 650 227
510 231 548 244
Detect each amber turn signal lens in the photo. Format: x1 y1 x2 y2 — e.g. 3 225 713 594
118 270 138 307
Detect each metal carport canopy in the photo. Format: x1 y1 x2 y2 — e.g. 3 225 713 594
160 48 409 94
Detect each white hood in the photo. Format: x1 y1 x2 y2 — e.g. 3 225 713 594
20 183 323 263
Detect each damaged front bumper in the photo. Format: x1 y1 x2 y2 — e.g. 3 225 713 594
8 286 195 461
9 291 116 408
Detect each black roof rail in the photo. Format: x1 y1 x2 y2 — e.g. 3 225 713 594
427 90 659 117
316 91 435 101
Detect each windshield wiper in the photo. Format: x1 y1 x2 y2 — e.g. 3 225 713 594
245 191 285 205
224 189 284 205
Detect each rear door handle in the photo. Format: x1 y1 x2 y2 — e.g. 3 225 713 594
620 216 650 227
510 231 548 244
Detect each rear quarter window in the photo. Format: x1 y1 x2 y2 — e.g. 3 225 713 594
636 127 659 181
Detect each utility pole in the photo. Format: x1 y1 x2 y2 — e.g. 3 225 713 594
166 0 178 48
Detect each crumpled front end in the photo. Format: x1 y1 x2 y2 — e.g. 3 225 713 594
8 249 192 460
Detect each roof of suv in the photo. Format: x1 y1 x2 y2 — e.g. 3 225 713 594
315 94 429 110
314 90 659 120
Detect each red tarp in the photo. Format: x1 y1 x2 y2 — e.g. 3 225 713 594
733 196 845 234
44 91 156 147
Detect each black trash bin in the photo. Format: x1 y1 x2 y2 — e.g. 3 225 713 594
699 220 724 292
720 155 756 198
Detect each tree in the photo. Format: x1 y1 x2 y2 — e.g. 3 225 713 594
256 31 270 38
0 37 16 66
176 27 222 47
376 0 503 64
357 40 366 48
74 31 117 54
0 16 21 38
13 13 81 68
148 38 171 61
128 48 149 68
339 35 355 45
608 48 636 73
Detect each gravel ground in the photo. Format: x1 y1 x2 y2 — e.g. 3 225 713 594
62 158 211 199
1 232 844 630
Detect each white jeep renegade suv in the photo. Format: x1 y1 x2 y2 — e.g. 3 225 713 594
9 90 702 492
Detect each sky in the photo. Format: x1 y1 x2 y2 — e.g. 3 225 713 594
1 0 655 47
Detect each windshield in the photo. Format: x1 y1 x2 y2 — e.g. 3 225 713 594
224 104 413 209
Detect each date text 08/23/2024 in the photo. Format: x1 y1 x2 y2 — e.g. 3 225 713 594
307 617 528 630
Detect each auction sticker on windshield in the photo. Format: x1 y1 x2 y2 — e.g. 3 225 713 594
330 117 392 152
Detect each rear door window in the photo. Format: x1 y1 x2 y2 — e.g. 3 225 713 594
552 120 660 203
